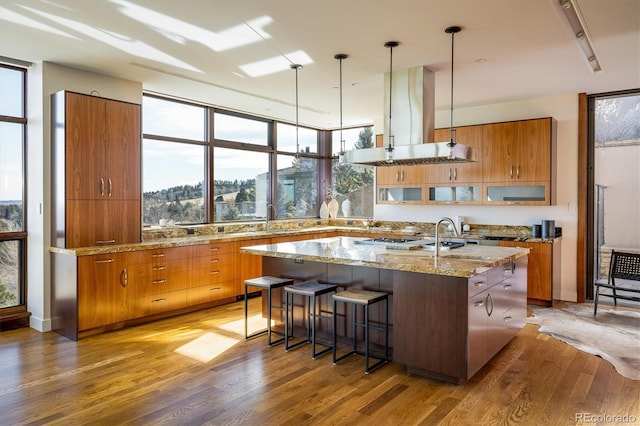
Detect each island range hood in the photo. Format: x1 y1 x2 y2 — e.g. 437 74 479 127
344 27 475 167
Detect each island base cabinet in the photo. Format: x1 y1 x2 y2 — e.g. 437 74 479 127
394 258 528 384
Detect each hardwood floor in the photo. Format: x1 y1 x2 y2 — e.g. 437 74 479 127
1 299 638 425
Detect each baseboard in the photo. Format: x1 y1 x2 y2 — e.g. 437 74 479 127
29 315 52 332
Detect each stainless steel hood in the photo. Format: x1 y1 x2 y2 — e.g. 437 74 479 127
343 141 473 166
344 62 475 166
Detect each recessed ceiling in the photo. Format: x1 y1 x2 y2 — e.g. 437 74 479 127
1 0 638 128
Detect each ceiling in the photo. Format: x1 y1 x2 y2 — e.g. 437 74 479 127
1 0 639 129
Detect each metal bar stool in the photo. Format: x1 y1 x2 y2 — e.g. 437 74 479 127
332 289 389 373
244 276 294 346
284 281 337 358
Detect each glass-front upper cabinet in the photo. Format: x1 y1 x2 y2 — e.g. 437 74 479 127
377 185 424 204
426 185 482 204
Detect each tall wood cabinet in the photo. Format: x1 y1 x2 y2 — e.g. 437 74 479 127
52 91 141 248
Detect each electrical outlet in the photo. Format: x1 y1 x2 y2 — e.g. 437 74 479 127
187 228 195 235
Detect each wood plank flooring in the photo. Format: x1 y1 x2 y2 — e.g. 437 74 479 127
1 299 638 425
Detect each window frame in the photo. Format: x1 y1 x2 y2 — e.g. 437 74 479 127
142 93 333 224
0 63 28 317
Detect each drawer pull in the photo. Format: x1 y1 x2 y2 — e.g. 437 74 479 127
473 281 485 287
108 178 112 197
474 300 484 307
210 287 221 291
210 247 220 251
100 177 105 196
210 259 220 263
153 266 167 271
96 240 116 245
120 269 128 287
94 259 114 264
503 284 512 290
151 298 166 303
152 279 167 284
504 316 513 323
151 253 166 258
210 270 221 275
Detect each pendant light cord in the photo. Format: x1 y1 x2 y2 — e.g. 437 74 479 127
291 64 302 159
445 26 461 147
384 41 399 154
335 54 348 156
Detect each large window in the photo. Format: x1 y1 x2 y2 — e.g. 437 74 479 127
0 64 26 311
331 127 375 218
142 96 207 226
142 95 334 225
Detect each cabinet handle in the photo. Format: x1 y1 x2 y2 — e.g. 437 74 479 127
210 247 220 251
210 259 220 263
474 300 484 307
152 279 167 284
486 293 494 316
152 298 166 303
152 266 166 271
503 284 512 290
510 166 513 179
120 269 128 287
504 316 513 323
100 178 105 196
448 168 452 181
516 166 520 179
401 170 405 181
210 270 221 275
151 253 166 258
473 281 485 287
108 178 112 197
96 240 116 245
454 168 458 181
210 287 221 291
396 170 400 182
94 258 114 264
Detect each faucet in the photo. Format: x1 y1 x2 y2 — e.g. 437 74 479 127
434 217 460 257
265 203 276 231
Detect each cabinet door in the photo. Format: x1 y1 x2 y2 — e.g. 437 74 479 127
467 291 489 378
376 166 403 185
516 118 551 182
499 241 551 301
66 199 141 247
64 92 107 200
482 122 517 182
104 100 141 200
429 127 483 184
78 253 128 330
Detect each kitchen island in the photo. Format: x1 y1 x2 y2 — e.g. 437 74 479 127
241 236 529 384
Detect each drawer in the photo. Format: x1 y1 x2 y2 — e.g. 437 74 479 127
127 258 190 279
191 241 237 257
129 289 188 318
188 281 237 305
190 265 238 287
468 272 489 297
190 252 237 270
128 269 190 298
127 246 193 265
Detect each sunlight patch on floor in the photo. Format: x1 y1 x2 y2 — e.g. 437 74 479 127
174 332 239 363
218 314 276 336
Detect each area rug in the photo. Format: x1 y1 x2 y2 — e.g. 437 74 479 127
527 303 640 380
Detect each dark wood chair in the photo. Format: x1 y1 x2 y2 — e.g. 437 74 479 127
594 250 640 315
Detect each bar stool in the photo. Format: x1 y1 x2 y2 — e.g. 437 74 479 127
332 289 389 373
284 281 337 358
244 276 294 346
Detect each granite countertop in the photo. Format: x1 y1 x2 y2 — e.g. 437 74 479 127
239 236 529 278
49 222 557 257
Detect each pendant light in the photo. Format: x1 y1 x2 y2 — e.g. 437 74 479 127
335 53 348 163
290 63 303 169
384 41 399 163
445 26 461 150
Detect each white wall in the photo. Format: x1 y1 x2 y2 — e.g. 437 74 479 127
595 144 640 248
26 62 141 331
375 93 580 302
